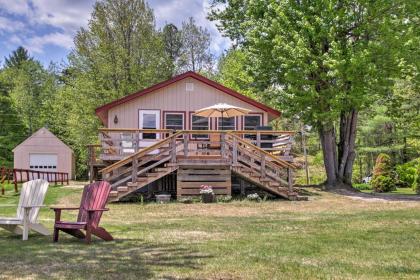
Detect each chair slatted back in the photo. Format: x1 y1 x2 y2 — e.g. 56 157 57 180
77 181 111 228
16 179 49 223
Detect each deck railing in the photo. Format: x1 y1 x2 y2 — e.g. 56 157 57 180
97 128 294 162
99 131 296 191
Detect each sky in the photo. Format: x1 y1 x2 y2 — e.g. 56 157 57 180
0 0 231 66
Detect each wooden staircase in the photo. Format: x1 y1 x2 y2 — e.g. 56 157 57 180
224 133 297 200
99 131 299 202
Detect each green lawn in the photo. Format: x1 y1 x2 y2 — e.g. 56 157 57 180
0 183 419 279
361 187 417 195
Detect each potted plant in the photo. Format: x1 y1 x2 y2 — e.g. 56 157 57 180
200 185 215 203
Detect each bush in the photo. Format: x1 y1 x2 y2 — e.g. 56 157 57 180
396 158 420 193
353 183 372 191
371 153 397 193
217 195 233 203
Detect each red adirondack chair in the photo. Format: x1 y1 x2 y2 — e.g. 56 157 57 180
51 181 113 244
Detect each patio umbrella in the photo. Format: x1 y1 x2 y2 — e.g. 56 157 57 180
194 103 251 130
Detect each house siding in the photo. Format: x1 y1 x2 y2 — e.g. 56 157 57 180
108 77 269 129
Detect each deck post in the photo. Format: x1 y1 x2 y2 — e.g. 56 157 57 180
220 133 225 157
232 137 238 164
288 168 293 192
183 133 188 157
256 132 261 148
170 136 177 163
134 132 139 153
260 152 266 178
131 157 138 183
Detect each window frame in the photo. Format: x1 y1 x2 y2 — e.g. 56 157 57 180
190 112 211 139
216 116 237 131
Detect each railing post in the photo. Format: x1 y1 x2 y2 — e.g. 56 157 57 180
183 133 188 157
132 157 138 183
256 132 261 148
260 152 266 178
233 137 238 165
220 133 225 157
170 136 177 163
134 132 139 153
288 168 293 192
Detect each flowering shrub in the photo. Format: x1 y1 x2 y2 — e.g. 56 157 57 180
246 193 261 202
199 185 214 194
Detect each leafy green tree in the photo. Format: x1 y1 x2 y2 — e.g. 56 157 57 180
178 17 213 73
210 0 417 187
216 49 256 98
4 46 33 69
73 0 172 98
0 81 26 166
162 23 182 74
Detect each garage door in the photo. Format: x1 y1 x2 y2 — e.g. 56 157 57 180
29 154 58 172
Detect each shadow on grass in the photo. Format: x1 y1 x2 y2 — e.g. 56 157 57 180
0 233 212 279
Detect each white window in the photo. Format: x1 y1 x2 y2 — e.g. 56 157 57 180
218 117 236 130
164 113 184 130
191 115 209 139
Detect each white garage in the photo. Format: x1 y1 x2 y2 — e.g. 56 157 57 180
13 127 75 179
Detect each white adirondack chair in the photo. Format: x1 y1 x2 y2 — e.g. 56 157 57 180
0 179 50 240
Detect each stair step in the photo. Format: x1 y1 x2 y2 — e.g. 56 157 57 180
137 177 148 182
109 191 118 197
259 177 271 182
117 186 129 192
146 173 159 177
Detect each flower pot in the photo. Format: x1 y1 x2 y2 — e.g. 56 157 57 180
201 193 215 203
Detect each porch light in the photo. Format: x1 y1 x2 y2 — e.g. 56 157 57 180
114 115 118 124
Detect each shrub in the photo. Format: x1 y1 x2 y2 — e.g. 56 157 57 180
353 183 372 191
217 195 233 203
396 158 420 193
371 153 397 193
246 193 261 202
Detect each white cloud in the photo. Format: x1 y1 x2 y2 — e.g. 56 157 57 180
0 16 25 33
24 32 73 54
0 0 231 59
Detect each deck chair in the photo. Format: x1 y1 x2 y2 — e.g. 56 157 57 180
51 181 113 244
0 179 49 240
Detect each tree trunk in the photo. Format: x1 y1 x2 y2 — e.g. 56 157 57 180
319 109 358 188
319 124 338 187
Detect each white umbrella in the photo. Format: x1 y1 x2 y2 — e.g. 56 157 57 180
194 103 251 130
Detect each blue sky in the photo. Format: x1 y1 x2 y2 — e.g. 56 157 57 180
0 0 231 66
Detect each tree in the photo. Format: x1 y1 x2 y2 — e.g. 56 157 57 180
162 23 182 74
73 0 172 98
371 153 397 193
178 17 213 73
216 49 257 98
4 46 33 69
210 0 417 187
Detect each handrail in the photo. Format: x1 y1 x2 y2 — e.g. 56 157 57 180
99 128 294 135
100 131 183 174
99 128 174 133
226 133 296 169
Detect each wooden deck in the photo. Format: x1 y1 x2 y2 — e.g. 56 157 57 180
88 129 298 202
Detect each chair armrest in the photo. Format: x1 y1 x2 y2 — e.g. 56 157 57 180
86 208 109 212
50 206 80 211
22 205 46 209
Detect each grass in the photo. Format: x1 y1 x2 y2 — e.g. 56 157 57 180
0 183 419 279
361 187 417 195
